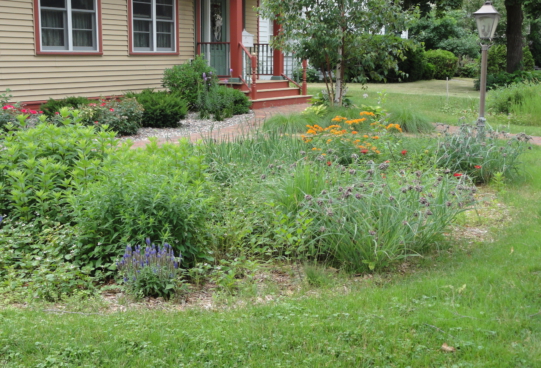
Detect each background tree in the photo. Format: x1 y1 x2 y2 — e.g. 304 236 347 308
259 0 417 106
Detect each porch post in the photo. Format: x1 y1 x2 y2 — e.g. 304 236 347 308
272 20 284 77
230 0 243 79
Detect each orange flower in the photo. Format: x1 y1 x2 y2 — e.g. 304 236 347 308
351 131 358 134
372 136 380 140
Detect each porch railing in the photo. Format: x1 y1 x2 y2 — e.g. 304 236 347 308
240 43 257 100
251 43 273 75
197 42 230 77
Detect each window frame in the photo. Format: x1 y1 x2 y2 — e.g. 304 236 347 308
128 0 180 55
34 0 103 55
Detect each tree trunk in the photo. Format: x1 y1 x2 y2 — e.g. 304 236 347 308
335 46 342 105
505 1 524 73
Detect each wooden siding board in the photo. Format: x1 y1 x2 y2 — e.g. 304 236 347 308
1 0 195 102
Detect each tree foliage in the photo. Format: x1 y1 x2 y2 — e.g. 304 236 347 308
259 0 418 106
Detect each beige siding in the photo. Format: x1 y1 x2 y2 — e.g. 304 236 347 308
0 0 195 103
245 0 259 44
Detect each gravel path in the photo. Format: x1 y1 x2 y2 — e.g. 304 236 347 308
118 111 255 143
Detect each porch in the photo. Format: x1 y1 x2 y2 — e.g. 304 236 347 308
195 0 311 109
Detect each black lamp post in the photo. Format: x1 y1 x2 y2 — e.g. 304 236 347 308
473 1 500 137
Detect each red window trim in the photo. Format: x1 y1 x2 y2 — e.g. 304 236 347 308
128 0 180 56
34 0 104 56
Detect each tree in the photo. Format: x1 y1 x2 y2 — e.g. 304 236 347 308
259 0 417 106
505 0 541 72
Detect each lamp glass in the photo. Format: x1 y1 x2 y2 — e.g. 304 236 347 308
476 15 496 39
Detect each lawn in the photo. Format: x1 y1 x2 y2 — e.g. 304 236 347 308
308 80 541 137
1 148 540 367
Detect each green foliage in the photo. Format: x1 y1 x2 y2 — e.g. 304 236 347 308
293 65 321 83
0 122 118 222
40 96 91 118
474 70 541 91
162 55 219 108
456 56 479 78
75 98 143 135
196 85 251 120
488 44 536 74
387 106 434 133
304 165 474 272
409 10 479 59
0 218 95 302
124 89 188 128
523 46 535 70
488 82 541 114
422 62 436 80
117 243 181 299
424 49 458 80
69 139 212 273
434 124 530 183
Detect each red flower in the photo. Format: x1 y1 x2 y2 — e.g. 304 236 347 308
327 161 332 166
29 110 37 114
401 150 407 156
474 165 482 169
94 121 99 125
38 111 43 114
360 149 369 154
109 108 114 112
453 173 462 177
21 109 27 113
55 112 59 115
2 106 8 110
100 102 107 107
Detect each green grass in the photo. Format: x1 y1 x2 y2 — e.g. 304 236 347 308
1 148 540 367
308 80 541 136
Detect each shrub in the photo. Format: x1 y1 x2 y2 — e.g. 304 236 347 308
456 56 479 78
162 55 218 108
434 124 530 184
125 89 188 128
424 49 458 80
487 82 541 114
386 39 426 82
0 121 118 222
40 96 91 118
73 98 143 135
196 85 251 120
488 45 535 74
474 70 541 91
387 107 434 134
293 65 321 83
422 62 436 80
69 139 212 273
117 242 181 299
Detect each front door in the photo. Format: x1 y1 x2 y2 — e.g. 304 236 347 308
201 0 229 76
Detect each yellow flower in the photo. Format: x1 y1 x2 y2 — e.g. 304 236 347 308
351 131 358 134
372 136 380 140
363 135 369 138
376 150 381 154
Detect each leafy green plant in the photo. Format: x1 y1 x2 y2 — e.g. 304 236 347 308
0 121 118 222
488 82 541 115
434 124 530 184
124 89 188 128
162 55 219 108
117 241 181 299
39 96 91 118
422 62 436 80
424 49 458 80
69 139 212 274
474 70 540 91
75 98 143 135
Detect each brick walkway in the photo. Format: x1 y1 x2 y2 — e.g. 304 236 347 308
130 103 310 149
129 103 541 149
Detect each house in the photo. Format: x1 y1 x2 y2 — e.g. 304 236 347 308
0 0 310 109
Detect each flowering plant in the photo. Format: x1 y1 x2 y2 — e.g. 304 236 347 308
117 239 182 299
1 103 46 131
301 111 402 165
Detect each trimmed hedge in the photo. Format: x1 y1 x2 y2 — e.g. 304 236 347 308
424 49 458 80
125 89 188 128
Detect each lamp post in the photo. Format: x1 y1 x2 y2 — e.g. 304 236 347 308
473 1 500 138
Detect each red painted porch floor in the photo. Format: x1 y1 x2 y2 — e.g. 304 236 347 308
129 103 541 149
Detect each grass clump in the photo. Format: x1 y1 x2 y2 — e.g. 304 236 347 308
387 106 435 133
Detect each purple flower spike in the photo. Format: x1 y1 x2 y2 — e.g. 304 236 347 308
145 237 151 246
0 215 3 224
203 72 206 78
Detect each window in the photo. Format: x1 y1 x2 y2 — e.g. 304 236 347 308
132 0 176 52
38 0 99 52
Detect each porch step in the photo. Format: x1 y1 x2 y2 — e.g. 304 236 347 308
250 95 312 109
255 80 290 90
255 87 301 99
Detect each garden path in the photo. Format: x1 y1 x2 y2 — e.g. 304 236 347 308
129 104 310 149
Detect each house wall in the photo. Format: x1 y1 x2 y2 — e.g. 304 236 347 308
245 0 258 44
0 0 195 104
